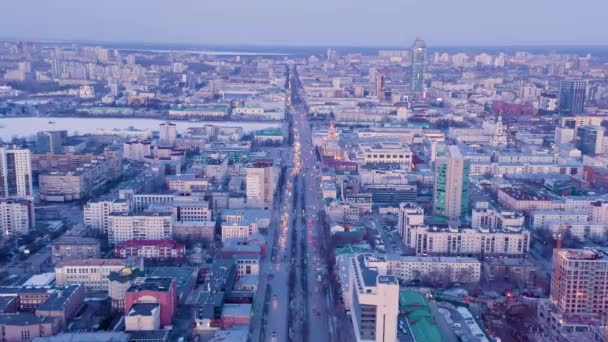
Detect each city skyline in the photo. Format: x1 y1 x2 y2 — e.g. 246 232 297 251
2 0 608 47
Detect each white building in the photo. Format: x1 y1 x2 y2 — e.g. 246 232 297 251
55 257 143 292
591 201 608 224
0 147 33 198
123 140 152 161
357 142 413 170
246 161 274 209
108 212 173 245
407 225 530 258
221 220 258 242
547 223 608 241
349 254 399 342
159 122 177 146
84 200 130 233
398 202 425 246
166 175 209 195
471 202 525 230
387 255 481 284
173 200 211 222
531 210 589 230
0 198 34 239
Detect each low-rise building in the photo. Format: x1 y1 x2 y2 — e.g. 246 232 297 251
125 303 161 331
125 277 178 328
406 225 530 258
0 313 54 341
114 239 185 262
531 210 589 229
55 257 144 292
387 255 481 284
357 142 413 170
51 236 101 264
108 212 173 245
35 284 85 331
221 220 258 242
173 221 215 243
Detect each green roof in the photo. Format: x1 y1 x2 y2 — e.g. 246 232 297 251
334 246 369 255
255 129 283 136
400 290 444 342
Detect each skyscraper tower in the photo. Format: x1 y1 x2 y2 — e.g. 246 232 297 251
411 38 427 98
558 79 587 115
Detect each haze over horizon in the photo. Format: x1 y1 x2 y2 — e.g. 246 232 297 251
1 0 606 47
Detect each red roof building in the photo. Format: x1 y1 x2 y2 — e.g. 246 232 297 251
114 239 185 262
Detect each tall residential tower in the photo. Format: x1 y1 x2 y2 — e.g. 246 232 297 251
433 145 469 221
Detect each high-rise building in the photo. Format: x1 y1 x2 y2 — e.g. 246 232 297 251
398 202 424 246
558 80 587 115
374 72 384 99
246 160 274 209
159 122 177 146
433 145 469 220
0 147 33 198
551 248 608 315
349 254 399 342
411 38 426 98
36 130 67 154
577 125 604 155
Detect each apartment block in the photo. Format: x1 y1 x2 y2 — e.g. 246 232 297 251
108 212 173 245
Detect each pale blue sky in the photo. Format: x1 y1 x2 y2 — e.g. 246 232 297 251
1 0 606 46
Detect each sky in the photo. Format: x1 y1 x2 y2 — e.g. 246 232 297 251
1 0 606 47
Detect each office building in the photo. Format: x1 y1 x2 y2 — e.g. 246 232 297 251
433 145 469 220
559 80 587 115
0 147 32 198
159 122 177 146
245 160 274 209
411 38 426 98
349 254 399 342
551 249 608 315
